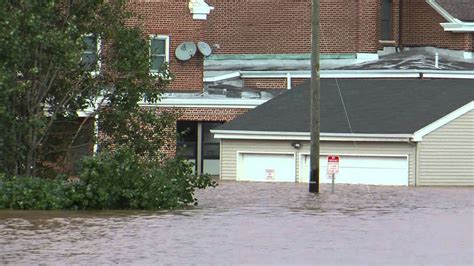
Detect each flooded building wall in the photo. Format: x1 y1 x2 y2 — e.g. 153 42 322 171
417 110 474 186
220 139 416 186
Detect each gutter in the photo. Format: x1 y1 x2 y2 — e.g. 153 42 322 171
205 70 474 83
211 129 413 142
139 98 268 109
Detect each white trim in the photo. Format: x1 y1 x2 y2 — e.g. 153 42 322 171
140 98 267 108
423 72 474 79
212 130 412 142
412 101 474 141
440 22 474 33
426 0 474 32
206 70 474 82
204 72 241 82
150 35 170 74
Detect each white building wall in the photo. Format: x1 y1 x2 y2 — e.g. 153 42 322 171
220 139 416 185
418 110 474 186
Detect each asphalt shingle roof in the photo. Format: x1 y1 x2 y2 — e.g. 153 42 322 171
436 0 474 22
217 79 474 134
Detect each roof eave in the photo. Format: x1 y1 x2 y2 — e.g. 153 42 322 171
211 130 413 142
426 0 474 32
440 22 474 32
413 101 474 141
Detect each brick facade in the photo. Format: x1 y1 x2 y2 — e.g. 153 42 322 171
401 0 473 51
205 0 383 54
157 107 250 156
125 0 472 95
244 78 288 90
127 0 206 92
291 78 309 88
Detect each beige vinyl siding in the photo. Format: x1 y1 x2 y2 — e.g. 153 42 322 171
220 139 416 185
418 110 474 186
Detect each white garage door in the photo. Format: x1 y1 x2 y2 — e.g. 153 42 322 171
300 155 408 186
238 153 296 182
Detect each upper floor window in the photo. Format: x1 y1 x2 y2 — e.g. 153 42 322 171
81 34 99 71
381 0 393 40
150 35 169 73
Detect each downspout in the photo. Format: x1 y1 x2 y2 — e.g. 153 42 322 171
398 0 403 51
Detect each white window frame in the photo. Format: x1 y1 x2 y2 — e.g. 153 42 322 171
149 35 170 75
82 33 101 77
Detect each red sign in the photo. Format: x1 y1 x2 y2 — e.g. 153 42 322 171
327 155 340 176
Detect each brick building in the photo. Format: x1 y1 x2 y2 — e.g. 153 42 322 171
124 0 473 175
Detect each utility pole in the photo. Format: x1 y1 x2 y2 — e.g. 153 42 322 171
309 0 320 193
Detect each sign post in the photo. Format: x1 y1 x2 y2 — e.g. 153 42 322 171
327 155 340 193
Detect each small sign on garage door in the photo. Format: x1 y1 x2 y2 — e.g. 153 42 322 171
265 169 275 180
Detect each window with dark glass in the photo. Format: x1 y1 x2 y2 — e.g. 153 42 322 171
150 36 168 72
176 121 197 160
202 122 222 160
81 35 98 70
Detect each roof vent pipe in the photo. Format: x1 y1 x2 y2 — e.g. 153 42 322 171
435 53 439 68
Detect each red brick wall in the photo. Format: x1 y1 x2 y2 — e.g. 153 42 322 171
357 0 380 53
401 0 470 51
127 0 205 91
205 0 380 54
244 78 288 90
244 78 309 90
159 107 250 156
176 107 249 122
292 78 309 88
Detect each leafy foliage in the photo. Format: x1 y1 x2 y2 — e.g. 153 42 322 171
0 149 217 210
0 0 172 177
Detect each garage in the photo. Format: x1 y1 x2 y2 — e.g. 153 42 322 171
299 155 409 186
212 79 474 186
238 153 295 182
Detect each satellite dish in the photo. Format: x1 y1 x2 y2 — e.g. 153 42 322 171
197 41 212 57
175 42 197 61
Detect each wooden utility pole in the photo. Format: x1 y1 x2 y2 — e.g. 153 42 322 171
309 0 320 193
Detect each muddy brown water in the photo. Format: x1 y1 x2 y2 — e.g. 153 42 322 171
1 182 473 264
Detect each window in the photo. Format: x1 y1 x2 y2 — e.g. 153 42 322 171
381 0 393 40
81 34 99 71
150 35 169 73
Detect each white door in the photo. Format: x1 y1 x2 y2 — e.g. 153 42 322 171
238 153 296 182
300 155 408 186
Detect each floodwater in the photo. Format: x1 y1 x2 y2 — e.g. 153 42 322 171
0 182 473 265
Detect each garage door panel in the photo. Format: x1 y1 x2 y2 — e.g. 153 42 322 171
300 155 408 186
239 153 295 182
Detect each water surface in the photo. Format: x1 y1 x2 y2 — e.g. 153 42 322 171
1 182 473 264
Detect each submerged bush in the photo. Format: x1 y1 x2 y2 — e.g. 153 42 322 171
0 149 217 210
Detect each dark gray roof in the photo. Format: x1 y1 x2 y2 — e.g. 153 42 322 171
436 0 474 22
217 79 474 134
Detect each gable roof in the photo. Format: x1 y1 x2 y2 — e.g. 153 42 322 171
216 79 474 135
435 0 474 22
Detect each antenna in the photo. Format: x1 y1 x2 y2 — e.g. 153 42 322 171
197 41 212 57
175 42 197 61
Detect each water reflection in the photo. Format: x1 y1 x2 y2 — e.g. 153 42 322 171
1 182 473 264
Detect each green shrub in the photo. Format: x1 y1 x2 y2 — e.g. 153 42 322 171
0 174 71 210
0 149 217 210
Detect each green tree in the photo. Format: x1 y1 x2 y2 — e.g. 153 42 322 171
0 0 173 177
